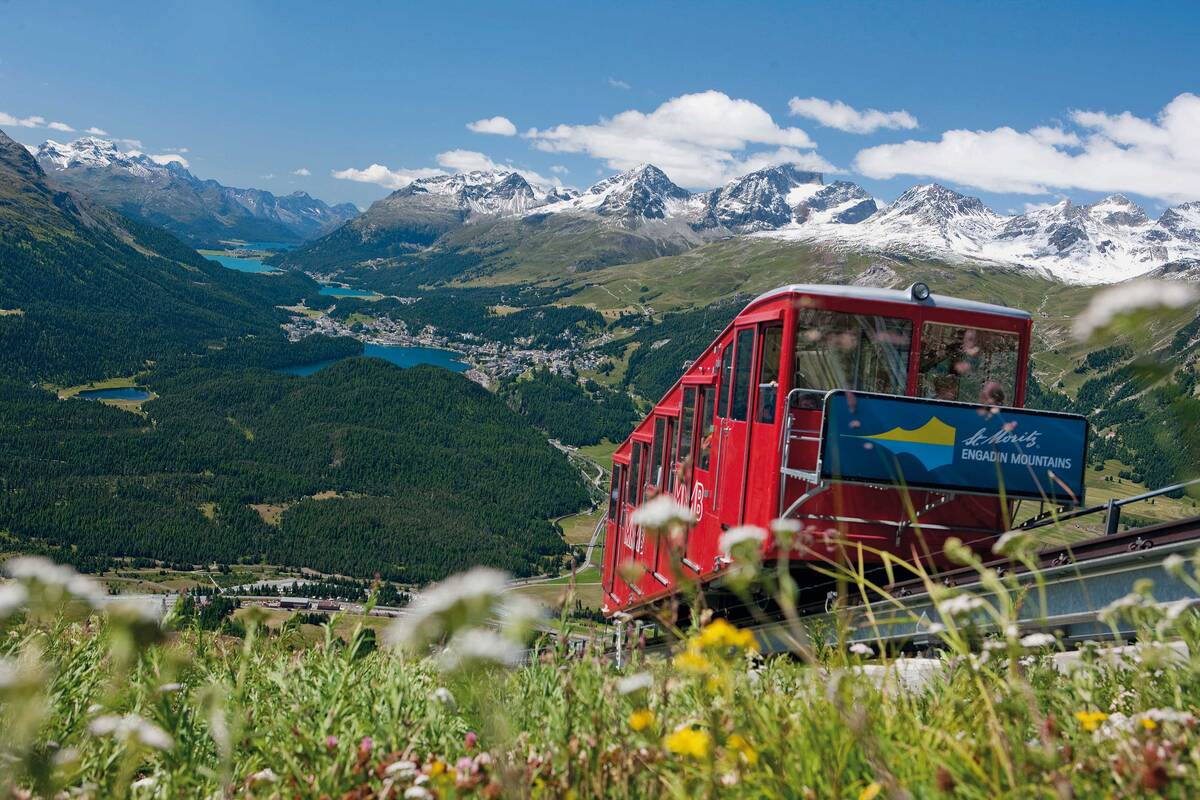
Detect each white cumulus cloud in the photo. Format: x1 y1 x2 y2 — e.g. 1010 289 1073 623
85 127 108 136
607 77 632 90
0 112 46 128
292 167 311 176
853 92 1200 203
466 116 517 136
788 97 918 134
47 121 75 132
524 90 833 188
331 163 447 190
551 164 568 174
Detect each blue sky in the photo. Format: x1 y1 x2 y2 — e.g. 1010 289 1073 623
1 1 1197 214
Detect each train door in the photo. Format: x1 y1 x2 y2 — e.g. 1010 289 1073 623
743 324 784 523
715 327 757 525
687 383 718 570
650 415 677 581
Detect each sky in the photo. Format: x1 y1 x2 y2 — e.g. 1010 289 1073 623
1 0 1198 214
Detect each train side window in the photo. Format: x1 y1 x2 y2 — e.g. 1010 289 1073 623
626 442 643 508
716 344 734 418
647 418 665 495
756 325 783 423
663 418 678 493
608 464 622 520
676 387 697 486
730 329 755 421
697 387 716 470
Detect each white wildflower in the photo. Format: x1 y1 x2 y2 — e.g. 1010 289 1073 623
1163 599 1194 622
1099 592 1146 623
4 557 106 607
769 518 802 534
89 713 174 751
992 528 1035 557
1020 633 1057 649
1074 280 1198 342
629 495 694 530
436 628 524 672
157 682 183 693
404 787 433 800
0 582 28 617
1163 554 1187 577
849 642 873 657
430 686 456 709
248 767 278 785
939 594 985 617
616 671 653 695
497 593 545 639
386 760 418 779
385 567 510 650
130 776 156 791
719 525 767 558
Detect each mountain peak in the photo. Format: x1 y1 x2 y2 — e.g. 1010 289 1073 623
1087 194 1149 226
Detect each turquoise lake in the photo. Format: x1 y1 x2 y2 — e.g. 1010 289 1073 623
205 253 276 273
318 285 377 298
278 343 469 376
76 387 151 401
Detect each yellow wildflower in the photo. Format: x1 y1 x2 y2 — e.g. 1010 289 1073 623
696 619 759 652
427 759 446 777
859 782 882 800
1074 710 1109 731
674 646 711 674
1140 717 1158 731
629 709 655 732
665 724 712 759
727 734 758 765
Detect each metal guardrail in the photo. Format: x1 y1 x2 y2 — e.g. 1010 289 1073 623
1017 477 1200 535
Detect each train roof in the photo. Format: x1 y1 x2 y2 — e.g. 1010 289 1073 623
750 284 1032 320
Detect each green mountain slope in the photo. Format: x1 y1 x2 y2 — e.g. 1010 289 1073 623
0 359 584 582
0 128 323 384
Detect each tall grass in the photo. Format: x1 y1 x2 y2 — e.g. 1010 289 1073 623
4 543 1200 798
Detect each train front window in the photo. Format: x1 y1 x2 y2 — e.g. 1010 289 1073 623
791 310 911 407
919 323 1019 405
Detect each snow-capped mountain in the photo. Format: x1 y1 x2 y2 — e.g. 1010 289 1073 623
696 165 822 232
280 155 1200 285
35 137 359 245
759 183 1200 284
396 170 575 217
536 164 694 224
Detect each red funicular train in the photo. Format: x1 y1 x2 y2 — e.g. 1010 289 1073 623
601 283 1036 617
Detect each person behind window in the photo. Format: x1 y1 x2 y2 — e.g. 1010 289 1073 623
932 374 959 400
980 379 1005 406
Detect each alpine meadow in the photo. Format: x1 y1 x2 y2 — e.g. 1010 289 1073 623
4 3 1200 798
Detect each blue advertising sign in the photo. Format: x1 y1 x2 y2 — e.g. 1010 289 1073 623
819 391 1089 504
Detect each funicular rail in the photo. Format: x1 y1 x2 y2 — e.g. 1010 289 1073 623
613 499 1200 661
